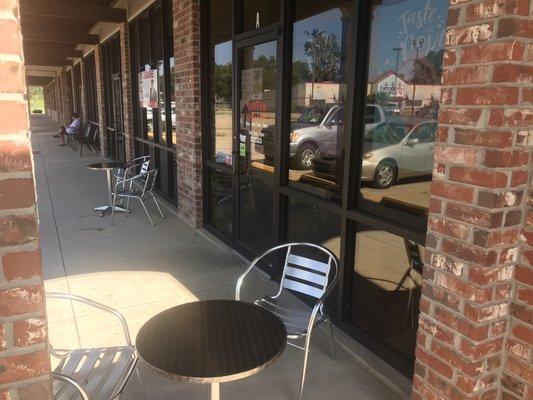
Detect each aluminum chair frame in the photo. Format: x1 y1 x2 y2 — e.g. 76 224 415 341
46 292 138 400
235 243 340 400
111 169 165 226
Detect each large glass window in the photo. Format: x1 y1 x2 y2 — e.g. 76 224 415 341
209 0 233 165
129 0 176 201
358 0 447 215
285 0 354 203
351 225 424 364
83 53 98 123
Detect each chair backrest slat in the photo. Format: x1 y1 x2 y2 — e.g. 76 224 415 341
282 278 324 299
284 265 327 287
286 253 329 274
140 160 150 174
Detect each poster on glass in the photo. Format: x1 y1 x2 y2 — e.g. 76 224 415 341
138 68 159 108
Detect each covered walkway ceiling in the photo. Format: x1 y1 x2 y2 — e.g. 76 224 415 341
21 0 125 85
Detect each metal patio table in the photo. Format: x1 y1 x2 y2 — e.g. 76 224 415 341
86 161 128 217
136 300 286 400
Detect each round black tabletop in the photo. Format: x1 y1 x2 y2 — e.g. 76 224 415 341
136 300 287 383
86 161 123 171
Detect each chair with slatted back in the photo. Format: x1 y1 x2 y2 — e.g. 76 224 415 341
235 243 340 400
47 293 139 400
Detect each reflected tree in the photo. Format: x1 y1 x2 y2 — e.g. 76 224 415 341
304 29 341 83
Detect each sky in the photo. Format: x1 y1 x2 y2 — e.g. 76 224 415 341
213 0 449 82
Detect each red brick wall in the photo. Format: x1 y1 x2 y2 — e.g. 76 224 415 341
59 71 72 126
0 1 52 399
172 0 203 227
94 44 109 157
79 59 88 123
120 22 135 162
414 0 532 399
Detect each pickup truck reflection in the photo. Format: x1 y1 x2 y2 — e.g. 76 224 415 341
312 121 437 188
257 104 386 169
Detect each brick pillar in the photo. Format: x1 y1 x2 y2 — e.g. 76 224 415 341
414 1 532 399
172 0 202 228
94 45 108 157
70 67 77 115
53 78 62 125
59 71 72 125
0 1 52 399
119 22 135 161
43 84 50 116
79 59 88 123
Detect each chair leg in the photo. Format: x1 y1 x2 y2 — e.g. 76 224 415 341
153 196 165 219
139 199 154 226
110 194 117 226
126 198 131 214
327 318 336 359
299 332 312 400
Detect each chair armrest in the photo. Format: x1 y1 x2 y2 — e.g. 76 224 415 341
52 372 90 400
46 293 133 346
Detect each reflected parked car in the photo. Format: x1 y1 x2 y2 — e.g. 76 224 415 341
257 104 386 169
312 121 437 188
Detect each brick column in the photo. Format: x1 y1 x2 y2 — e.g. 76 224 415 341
119 22 135 161
59 71 72 125
94 44 108 157
79 58 88 123
0 1 52 399
172 0 203 228
53 78 62 125
43 84 50 117
69 68 76 115
414 1 532 399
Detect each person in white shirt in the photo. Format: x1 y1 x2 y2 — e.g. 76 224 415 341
54 113 81 146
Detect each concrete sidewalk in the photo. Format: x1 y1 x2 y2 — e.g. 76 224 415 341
31 115 404 399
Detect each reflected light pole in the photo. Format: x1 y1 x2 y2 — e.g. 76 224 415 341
411 38 424 115
393 47 402 88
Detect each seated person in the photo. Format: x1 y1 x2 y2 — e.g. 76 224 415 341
54 113 81 146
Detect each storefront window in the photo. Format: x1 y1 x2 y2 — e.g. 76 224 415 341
170 57 176 147
209 0 232 165
285 0 354 203
351 225 424 364
241 0 280 31
358 0 447 215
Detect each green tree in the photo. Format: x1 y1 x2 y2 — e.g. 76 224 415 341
28 86 45 112
292 60 311 85
253 55 276 91
412 50 444 84
304 29 341 82
214 63 232 103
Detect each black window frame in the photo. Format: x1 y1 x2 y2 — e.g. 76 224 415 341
201 0 443 376
129 0 177 202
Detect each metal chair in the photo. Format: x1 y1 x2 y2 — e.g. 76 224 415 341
235 243 340 400
111 169 164 226
114 156 150 187
47 293 138 400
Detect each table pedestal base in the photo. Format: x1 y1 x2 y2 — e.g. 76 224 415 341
210 382 220 400
94 205 128 217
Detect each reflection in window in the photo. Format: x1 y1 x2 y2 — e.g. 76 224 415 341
157 60 166 144
237 41 277 254
209 0 233 165
170 57 176 147
282 0 354 203
359 0 448 212
209 169 233 236
351 226 424 363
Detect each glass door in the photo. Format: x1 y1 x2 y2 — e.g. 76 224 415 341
234 37 278 254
